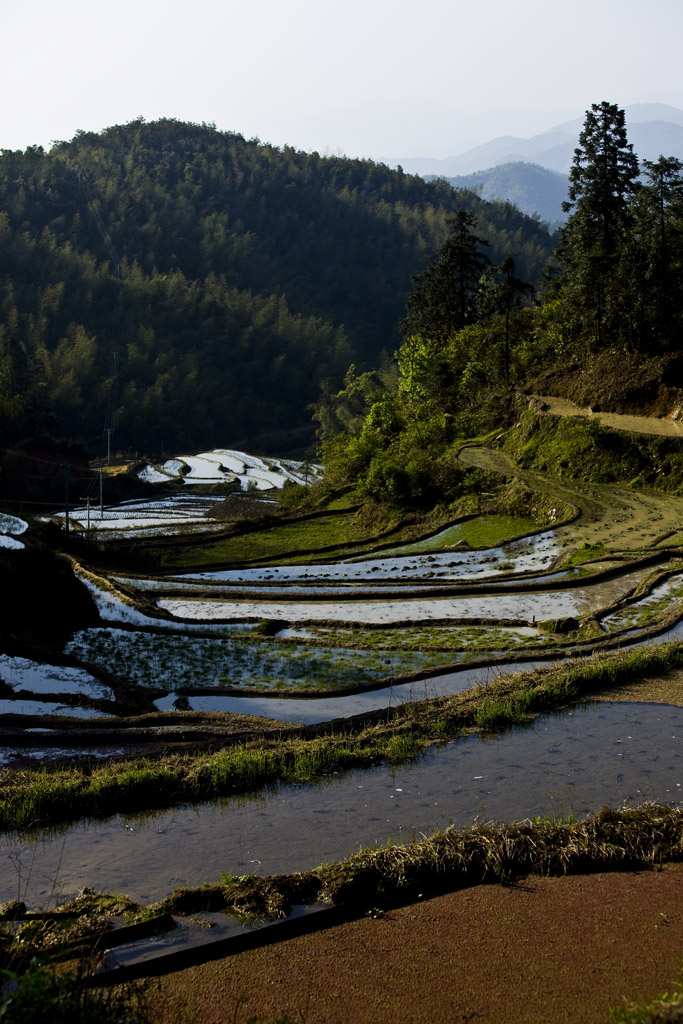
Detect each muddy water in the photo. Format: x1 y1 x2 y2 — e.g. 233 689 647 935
4 701 682 907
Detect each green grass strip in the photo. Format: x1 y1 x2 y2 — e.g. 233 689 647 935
3 641 683 833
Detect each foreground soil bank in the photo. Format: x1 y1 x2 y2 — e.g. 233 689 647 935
150 865 683 1024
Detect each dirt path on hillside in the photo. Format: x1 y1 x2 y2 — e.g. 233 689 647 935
459 445 683 551
150 865 683 1024
533 394 683 437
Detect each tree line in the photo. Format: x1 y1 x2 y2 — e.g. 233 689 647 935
556 101 683 353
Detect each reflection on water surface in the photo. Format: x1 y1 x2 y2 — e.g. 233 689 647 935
3 700 682 906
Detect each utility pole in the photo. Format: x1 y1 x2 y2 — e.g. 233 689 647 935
99 468 104 516
79 496 92 539
63 464 70 537
106 428 112 466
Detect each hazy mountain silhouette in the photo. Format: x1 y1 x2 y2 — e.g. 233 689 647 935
428 163 569 227
398 104 683 224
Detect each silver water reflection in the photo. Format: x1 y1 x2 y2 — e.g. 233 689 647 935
170 526 560 585
3 701 682 907
152 660 546 720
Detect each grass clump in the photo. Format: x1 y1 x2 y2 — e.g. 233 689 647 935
610 971 683 1022
150 803 683 921
472 669 577 730
563 541 609 566
0 961 149 1024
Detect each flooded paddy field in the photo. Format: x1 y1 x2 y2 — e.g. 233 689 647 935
65 626 464 693
4 439 683 923
154 569 653 625
3 699 683 907
165 523 562 584
4 508 683 718
601 570 683 632
0 650 542 722
0 655 114 701
149 658 547 719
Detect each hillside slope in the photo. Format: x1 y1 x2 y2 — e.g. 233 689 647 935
0 119 555 455
435 162 568 226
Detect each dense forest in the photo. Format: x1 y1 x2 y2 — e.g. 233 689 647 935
316 102 683 507
0 118 555 463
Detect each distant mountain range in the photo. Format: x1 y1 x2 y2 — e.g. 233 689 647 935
428 163 569 229
400 104 683 226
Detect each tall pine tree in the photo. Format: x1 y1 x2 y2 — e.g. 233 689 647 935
558 101 639 349
401 210 490 343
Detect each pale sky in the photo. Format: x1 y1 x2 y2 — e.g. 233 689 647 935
3 0 683 160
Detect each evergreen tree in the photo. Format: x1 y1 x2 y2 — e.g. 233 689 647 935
558 101 640 348
636 156 683 346
477 255 534 383
402 211 491 343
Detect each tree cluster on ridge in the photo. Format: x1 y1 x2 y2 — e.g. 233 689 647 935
316 102 683 507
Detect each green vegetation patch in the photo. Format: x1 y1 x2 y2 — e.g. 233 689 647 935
659 531 683 548
147 507 418 570
610 972 683 1023
503 412 683 492
298 623 545 653
562 542 609 567
0 961 148 1024
385 514 537 555
66 627 462 693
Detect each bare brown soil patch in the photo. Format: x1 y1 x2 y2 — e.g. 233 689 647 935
151 866 683 1024
528 348 683 416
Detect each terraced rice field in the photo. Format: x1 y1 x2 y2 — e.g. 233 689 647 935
3 437 683 993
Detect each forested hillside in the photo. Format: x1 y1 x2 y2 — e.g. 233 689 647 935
0 118 555 456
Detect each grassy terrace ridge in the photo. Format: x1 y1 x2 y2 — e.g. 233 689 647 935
151 802 683 919
147 509 424 570
4 805 683 971
501 410 683 494
108 477 574 572
3 641 683 832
